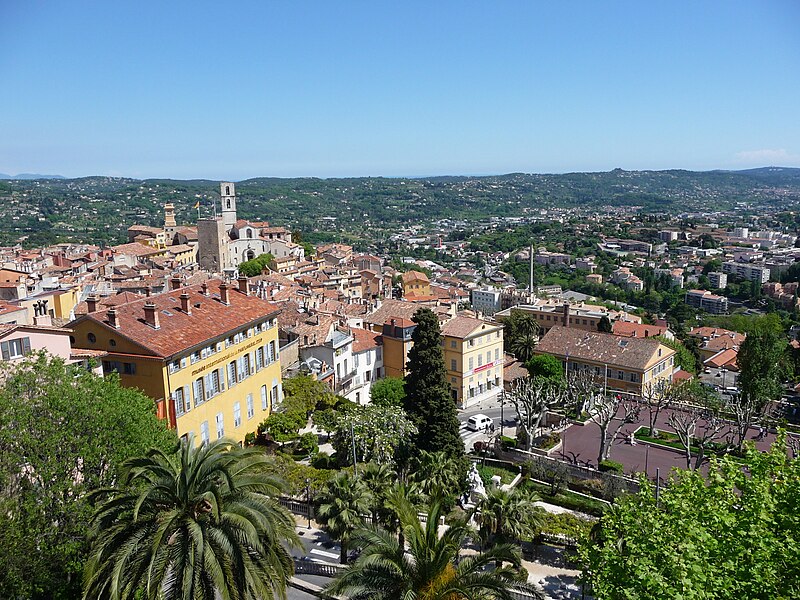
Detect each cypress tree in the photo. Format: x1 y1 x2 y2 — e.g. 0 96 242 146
402 308 464 460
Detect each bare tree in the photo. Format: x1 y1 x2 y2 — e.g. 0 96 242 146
588 393 642 467
506 378 563 452
731 392 764 452
564 368 600 417
641 379 677 435
667 406 730 470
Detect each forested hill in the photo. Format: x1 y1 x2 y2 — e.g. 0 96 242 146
1 168 800 247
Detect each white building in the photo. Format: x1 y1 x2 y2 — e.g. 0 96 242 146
470 288 503 316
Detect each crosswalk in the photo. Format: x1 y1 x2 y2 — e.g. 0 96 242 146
459 423 492 451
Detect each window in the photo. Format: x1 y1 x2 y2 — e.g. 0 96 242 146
246 394 254 419
617 370 624 380
468 357 474 370
233 403 241 428
494 348 499 361
261 385 268 410
193 379 204 406
174 387 186 417
1 337 31 360
366 352 372 365
486 351 491 364
450 359 457 371
191 351 201 364
215 413 224 438
200 421 210 445
123 362 136 375
271 384 279 407
87 332 96 344
478 355 483 367
268 341 276 363
228 361 237 386
109 339 117 347
256 346 264 370
450 340 456 348
169 360 180 374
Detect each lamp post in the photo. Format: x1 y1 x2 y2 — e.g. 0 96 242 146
500 391 505 437
305 478 311 529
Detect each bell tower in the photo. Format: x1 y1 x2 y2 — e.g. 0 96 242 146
220 181 237 232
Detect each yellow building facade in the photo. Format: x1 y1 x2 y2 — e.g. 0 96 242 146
69 279 282 445
442 316 504 408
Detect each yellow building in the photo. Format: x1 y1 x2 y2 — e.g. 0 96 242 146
442 316 504 408
401 270 431 297
533 326 675 395
380 318 416 378
69 278 282 445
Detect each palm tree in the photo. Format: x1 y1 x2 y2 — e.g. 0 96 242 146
478 487 545 562
315 470 371 564
412 450 466 500
82 438 300 600
361 462 395 525
326 495 540 599
506 312 540 362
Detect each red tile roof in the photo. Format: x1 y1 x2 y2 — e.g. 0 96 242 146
351 327 381 353
70 280 280 358
612 321 669 338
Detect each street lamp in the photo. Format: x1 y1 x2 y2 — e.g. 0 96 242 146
305 478 311 530
500 391 505 437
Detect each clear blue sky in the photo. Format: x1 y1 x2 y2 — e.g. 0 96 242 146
1 1 799 179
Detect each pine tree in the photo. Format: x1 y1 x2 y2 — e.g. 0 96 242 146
402 308 464 461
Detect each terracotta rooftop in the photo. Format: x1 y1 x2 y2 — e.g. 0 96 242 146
365 300 450 327
110 242 163 257
534 326 674 371
441 315 499 339
351 327 381 353
70 280 280 358
402 270 430 283
704 348 739 370
612 321 669 339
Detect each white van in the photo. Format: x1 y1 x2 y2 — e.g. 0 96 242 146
467 414 494 432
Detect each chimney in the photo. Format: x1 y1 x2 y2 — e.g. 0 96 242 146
107 307 120 329
86 295 98 313
563 302 570 328
170 274 182 291
180 292 191 315
219 282 230 305
143 302 160 329
145 286 151 297
238 275 249 295
34 313 52 327
201 281 209 296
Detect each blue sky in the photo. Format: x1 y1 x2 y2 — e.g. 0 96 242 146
1 1 799 179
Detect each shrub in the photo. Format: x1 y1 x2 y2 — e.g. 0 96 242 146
500 435 517 450
573 477 605 497
297 432 319 456
598 459 624 473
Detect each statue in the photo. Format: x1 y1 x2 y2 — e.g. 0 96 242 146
465 462 487 504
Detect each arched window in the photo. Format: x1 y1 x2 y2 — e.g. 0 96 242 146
247 228 253 238
227 199 231 209
225 186 230 195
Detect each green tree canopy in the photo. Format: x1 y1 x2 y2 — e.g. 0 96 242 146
581 437 800 599
525 353 565 385
402 308 464 461
0 354 176 600
369 376 407 407
737 326 788 414
330 404 416 466
237 252 274 277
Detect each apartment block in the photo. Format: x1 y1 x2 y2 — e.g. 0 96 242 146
69 278 283 445
442 316 504 408
721 261 770 283
684 289 729 314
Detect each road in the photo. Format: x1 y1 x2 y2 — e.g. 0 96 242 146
458 395 518 451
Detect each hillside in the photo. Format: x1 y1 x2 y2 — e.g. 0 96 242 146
1 168 799 248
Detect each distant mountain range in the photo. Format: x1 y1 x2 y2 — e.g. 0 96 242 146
0 173 65 180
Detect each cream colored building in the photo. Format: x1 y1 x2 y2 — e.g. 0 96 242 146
442 315 504 408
